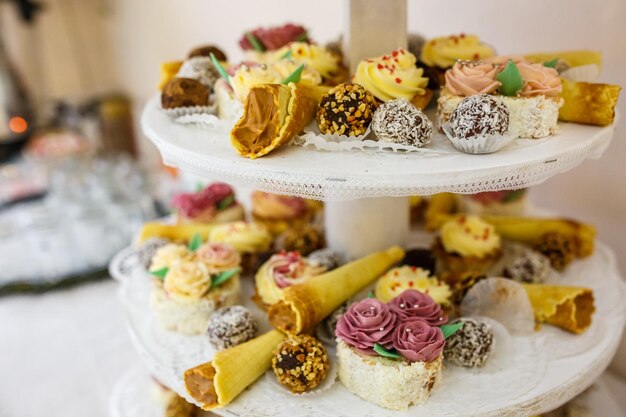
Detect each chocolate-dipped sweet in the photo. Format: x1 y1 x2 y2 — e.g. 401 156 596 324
371 98 433 147
316 83 377 136
206 306 258 350
449 94 509 139
272 334 330 393
534 232 577 271
502 249 552 283
274 225 325 256
188 45 227 61
444 318 494 367
161 78 209 109
400 248 436 273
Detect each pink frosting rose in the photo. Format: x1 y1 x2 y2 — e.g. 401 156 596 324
267 251 310 288
171 183 236 218
392 319 445 362
195 242 241 272
335 298 398 355
388 289 448 326
445 61 500 96
517 62 562 97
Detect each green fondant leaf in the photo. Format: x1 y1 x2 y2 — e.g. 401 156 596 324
210 53 231 85
217 195 235 210
441 322 464 339
150 267 169 280
246 32 266 52
188 233 202 252
280 49 293 60
373 343 402 359
544 58 559 68
496 60 523 96
295 32 309 42
195 182 204 192
282 64 305 84
367 290 376 298
211 268 241 288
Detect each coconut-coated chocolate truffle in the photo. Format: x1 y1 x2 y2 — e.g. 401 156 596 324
188 45 227 61
324 303 347 336
206 306 258 350
444 318 494 368
503 249 552 283
177 57 220 90
316 83 377 136
371 98 433 147
450 94 509 139
161 77 210 109
272 334 330 393
308 248 342 271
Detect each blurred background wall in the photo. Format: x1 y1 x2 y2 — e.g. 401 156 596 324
2 0 626 372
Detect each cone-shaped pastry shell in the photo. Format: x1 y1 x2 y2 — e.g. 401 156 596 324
268 246 405 334
184 330 286 409
522 284 595 334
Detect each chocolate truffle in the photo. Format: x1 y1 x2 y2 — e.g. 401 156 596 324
324 303 348 336
449 94 509 139
308 248 342 271
316 83 377 136
274 225 325 256
534 232 577 271
161 78 210 109
188 45 227 62
206 306 258 350
400 248 436 273
371 98 433 147
272 334 330 393
503 249 552 283
135 238 170 270
444 318 494 368
177 57 220 90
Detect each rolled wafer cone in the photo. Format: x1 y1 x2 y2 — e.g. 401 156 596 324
522 284 595 334
268 246 405 334
184 329 286 410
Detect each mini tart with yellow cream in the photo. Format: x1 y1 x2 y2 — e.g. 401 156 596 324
353 48 433 109
251 191 312 236
273 42 344 84
432 215 502 283
255 251 326 306
209 221 273 272
375 266 452 307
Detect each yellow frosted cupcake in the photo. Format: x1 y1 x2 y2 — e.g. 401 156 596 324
375 266 451 307
209 221 273 272
251 191 313 236
432 215 502 283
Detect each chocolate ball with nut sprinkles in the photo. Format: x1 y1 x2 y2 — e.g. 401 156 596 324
272 334 330 393
316 83 378 136
450 94 509 140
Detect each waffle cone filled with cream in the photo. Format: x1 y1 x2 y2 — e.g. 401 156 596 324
184 329 286 410
268 246 405 334
230 83 330 159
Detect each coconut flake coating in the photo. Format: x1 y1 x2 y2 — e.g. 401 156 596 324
324 302 348 336
371 98 433 147
450 94 509 139
444 318 494 367
502 248 552 283
177 57 221 91
206 306 258 350
308 248 342 271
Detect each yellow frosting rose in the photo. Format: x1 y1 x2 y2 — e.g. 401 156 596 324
440 215 501 258
273 42 339 79
149 244 191 272
421 34 495 69
353 48 428 102
375 266 452 306
163 261 212 302
209 221 272 253
272 59 322 85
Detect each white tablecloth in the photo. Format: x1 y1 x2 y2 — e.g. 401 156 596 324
0 279 625 417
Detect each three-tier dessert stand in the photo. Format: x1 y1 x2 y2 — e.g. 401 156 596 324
111 1 625 415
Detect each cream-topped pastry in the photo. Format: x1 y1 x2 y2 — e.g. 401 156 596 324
273 42 339 80
255 251 326 305
209 221 272 254
354 48 429 102
375 266 452 306
251 191 308 220
163 260 213 303
149 244 192 272
421 34 495 69
444 61 500 96
440 215 501 258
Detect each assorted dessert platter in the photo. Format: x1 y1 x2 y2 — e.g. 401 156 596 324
110 183 626 416
156 24 620 158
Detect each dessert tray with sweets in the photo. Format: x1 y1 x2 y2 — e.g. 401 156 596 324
110 199 626 417
147 27 621 199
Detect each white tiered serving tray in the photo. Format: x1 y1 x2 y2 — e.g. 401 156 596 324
110 238 626 417
142 96 617 201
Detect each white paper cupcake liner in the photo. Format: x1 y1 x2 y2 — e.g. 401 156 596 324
265 356 338 397
560 64 601 83
292 123 445 155
161 97 217 119
442 123 517 155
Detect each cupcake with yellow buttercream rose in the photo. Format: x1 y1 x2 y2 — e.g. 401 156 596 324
419 33 495 89
272 42 347 85
251 191 313 236
149 241 242 335
209 221 273 272
353 48 433 109
431 215 502 284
